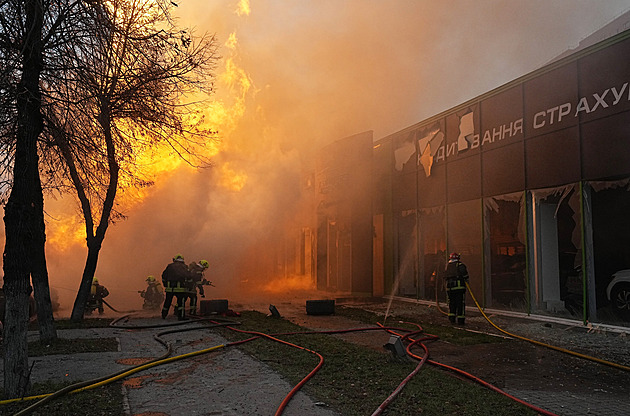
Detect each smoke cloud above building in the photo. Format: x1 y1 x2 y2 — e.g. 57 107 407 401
18 0 630 312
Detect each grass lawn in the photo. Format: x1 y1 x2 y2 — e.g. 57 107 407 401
1 310 539 415
212 308 538 416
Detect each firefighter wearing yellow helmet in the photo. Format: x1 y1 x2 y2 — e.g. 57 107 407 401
187 259 211 315
87 277 109 315
140 275 164 310
161 254 191 320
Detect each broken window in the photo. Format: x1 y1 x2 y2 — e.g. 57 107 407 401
418 206 447 302
394 210 418 298
589 178 630 324
484 192 527 311
530 185 583 318
447 199 483 302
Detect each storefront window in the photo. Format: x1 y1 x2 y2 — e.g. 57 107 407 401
484 193 527 311
395 210 418 298
589 179 630 324
447 200 483 303
530 185 583 319
419 206 446 302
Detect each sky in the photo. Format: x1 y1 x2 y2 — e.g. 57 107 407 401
32 0 630 312
176 0 630 143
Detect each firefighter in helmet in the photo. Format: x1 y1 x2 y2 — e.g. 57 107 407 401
444 252 469 325
161 254 191 320
87 277 109 315
140 275 164 310
187 259 210 315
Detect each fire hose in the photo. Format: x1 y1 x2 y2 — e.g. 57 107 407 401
2 315 562 416
376 321 560 416
465 282 630 372
220 323 563 416
3 309 601 416
1 317 240 415
430 279 628 370
2 316 415 416
372 281 630 415
370 330 433 416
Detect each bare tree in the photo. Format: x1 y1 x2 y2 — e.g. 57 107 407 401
0 0 217 396
38 0 219 321
0 0 57 399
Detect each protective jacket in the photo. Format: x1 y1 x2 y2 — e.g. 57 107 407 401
444 259 469 325
188 262 207 297
444 261 469 291
141 282 164 309
87 283 109 314
162 261 190 293
90 283 109 299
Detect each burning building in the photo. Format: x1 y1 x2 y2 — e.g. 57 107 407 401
290 14 630 326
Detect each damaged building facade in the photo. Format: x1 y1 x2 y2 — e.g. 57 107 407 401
298 26 630 326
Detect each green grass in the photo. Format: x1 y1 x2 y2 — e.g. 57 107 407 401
1 381 124 415
2 310 536 415
335 305 505 346
2 319 122 414
212 310 537 416
26 337 119 356
5 318 119 357
29 318 113 331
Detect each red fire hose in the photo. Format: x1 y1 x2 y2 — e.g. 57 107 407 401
377 322 559 416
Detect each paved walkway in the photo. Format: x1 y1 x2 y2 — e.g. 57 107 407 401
2 318 339 416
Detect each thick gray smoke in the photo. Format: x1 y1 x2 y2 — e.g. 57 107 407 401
18 0 630 312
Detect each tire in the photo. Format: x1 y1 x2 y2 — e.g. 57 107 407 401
306 299 335 315
610 283 630 321
199 299 228 315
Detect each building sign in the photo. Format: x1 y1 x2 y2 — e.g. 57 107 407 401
533 82 629 128
394 79 630 178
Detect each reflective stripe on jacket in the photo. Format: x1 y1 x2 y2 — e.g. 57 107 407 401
164 281 187 293
444 260 469 291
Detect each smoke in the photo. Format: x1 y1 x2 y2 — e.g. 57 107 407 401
9 0 630 312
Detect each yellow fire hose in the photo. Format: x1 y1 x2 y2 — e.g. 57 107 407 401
465 282 630 372
0 343 227 412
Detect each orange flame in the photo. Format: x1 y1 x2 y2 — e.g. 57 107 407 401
262 275 315 294
46 213 87 251
236 0 250 17
219 163 247 191
45 20 254 251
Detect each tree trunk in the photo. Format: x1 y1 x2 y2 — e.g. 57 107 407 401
31 241 57 343
70 243 101 321
70 105 118 321
2 0 46 399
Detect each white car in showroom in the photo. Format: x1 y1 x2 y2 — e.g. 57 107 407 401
607 269 630 321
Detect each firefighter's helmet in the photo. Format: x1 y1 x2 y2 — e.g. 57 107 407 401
199 260 209 269
92 277 99 285
173 254 184 262
146 275 156 282
449 252 461 261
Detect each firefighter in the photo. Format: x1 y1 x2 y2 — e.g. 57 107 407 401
187 260 210 315
140 275 164 310
444 252 469 325
87 277 109 315
161 254 191 320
